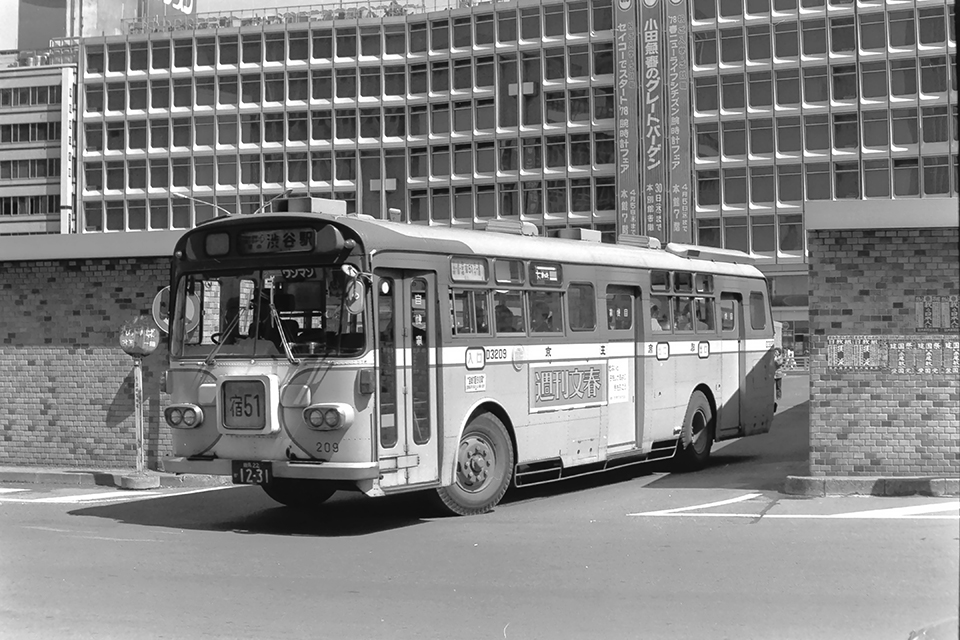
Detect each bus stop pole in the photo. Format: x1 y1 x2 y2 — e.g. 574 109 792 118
133 356 145 476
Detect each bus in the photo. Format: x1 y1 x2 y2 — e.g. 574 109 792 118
156 197 777 516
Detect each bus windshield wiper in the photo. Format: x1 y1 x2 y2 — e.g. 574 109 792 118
269 302 300 365
204 311 241 366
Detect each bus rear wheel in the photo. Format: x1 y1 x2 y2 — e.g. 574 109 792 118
435 413 514 516
261 478 336 509
675 390 715 471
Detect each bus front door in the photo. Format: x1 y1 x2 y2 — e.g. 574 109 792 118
717 293 744 438
374 270 441 490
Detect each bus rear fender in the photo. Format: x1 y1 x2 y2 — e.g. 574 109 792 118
444 399 518 488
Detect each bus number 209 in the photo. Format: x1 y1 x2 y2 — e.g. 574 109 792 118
316 442 339 454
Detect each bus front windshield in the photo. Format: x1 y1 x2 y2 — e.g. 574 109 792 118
171 267 366 360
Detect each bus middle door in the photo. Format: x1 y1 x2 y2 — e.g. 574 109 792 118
375 270 441 490
717 292 744 438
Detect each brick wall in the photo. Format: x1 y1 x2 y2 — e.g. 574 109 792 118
808 227 960 477
0 258 171 470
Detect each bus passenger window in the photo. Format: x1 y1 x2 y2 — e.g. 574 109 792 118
674 297 695 332
674 272 694 293
649 295 669 331
493 290 524 333
693 297 715 332
749 292 767 329
651 270 670 291
451 289 490 335
720 298 736 331
606 285 634 330
530 291 562 333
568 283 596 331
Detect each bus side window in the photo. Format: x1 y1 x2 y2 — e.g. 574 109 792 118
529 291 563 333
451 289 490 335
673 296 695 332
493 290 524 334
720 297 737 331
606 285 634 331
649 294 669 332
749 291 767 330
568 283 596 331
694 297 715 332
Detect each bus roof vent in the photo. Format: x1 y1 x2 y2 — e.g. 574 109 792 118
272 197 347 216
483 220 540 237
617 234 662 250
665 242 756 265
556 228 602 242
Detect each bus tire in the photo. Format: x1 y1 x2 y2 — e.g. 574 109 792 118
435 413 514 516
261 478 336 509
675 390 714 471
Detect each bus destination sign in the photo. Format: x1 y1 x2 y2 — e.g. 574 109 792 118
450 257 487 283
238 228 315 255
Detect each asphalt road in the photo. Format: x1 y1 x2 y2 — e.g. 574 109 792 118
1 375 957 640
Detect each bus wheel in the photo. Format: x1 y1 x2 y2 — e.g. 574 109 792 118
676 391 714 471
261 478 336 509
435 413 514 516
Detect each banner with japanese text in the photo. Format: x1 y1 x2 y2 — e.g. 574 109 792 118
614 0 641 237
639 0 666 241
664 0 692 243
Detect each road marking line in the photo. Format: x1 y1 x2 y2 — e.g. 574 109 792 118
824 503 960 519
0 488 27 494
634 513 960 520
627 493 763 516
0 485 236 505
31 491 166 503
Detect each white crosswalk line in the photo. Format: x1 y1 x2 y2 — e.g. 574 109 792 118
628 493 763 516
0 488 27 494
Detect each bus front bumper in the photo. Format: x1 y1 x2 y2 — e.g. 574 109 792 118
162 457 381 482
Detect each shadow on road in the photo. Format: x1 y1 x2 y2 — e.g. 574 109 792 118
69 487 433 537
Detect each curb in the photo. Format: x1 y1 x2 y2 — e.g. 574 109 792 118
783 475 960 497
0 468 232 490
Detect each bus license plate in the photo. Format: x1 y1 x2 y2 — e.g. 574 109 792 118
232 461 272 485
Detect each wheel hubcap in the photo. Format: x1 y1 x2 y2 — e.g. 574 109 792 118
457 435 495 492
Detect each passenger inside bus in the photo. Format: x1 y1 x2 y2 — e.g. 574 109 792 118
531 298 556 333
650 296 668 332
650 303 663 331
675 299 694 331
495 304 517 333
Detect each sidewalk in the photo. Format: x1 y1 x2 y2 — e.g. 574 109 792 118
0 465 232 490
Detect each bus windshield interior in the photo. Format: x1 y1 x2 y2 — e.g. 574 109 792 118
172 267 366 360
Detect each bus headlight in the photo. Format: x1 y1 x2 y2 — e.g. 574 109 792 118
165 404 203 429
302 403 354 431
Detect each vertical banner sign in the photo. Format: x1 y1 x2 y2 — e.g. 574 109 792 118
640 0 666 240
614 0 641 237
665 0 692 243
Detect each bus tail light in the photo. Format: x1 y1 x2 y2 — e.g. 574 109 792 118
303 403 354 431
165 404 203 429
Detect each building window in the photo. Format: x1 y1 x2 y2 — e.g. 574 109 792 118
751 215 775 253
693 0 716 20
720 28 744 64
830 17 855 53
720 0 742 19
804 115 829 152
805 163 831 200
918 7 946 46
891 108 918 145
778 165 802 202
778 214 803 252
923 157 950 195
523 181 542 215
747 0 770 15
888 10 915 48
722 121 746 157
750 166 775 203
862 110 889 148
697 123 719 159
384 66 405 96
522 138 542 170
500 182 518 216
831 65 857 101
834 161 859 198
922 106 949 144
748 72 772 108
893 158 919 196
695 77 718 112
312 70 332 100
774 23 798 58
697 218 721 248
746 25 771 62
801 19 826 56
594 87 615 119
859 13 885 51
721 75 745 110
594 132 615 164
920 56 947 94
775 70 800 107
697 170 720 206
595 176 615 211
695 31 717 66
723 169 747 205
723 217 749 253
336 69 357 98
863 159 890 197
833 113 858 150
801 67 828 104
776 117 801 154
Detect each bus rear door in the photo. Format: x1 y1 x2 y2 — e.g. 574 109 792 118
375 270 441 490
717 292 744 438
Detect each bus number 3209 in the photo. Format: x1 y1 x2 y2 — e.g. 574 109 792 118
316 442 339 454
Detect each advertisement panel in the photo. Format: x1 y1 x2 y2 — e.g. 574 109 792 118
614 0 641 237
142 0 197 18
639 0 666 240
664 0 692 243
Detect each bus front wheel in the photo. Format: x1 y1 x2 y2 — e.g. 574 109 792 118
261 478 336 509
675 391 715 471
435 413 514 516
